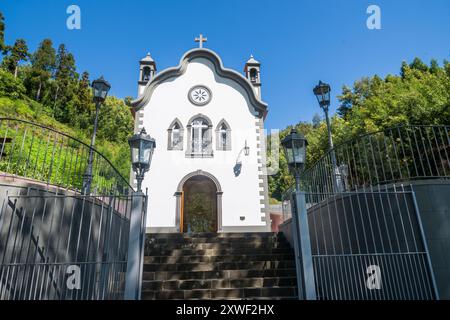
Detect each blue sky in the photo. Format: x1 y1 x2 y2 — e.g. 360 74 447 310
1 0 449 130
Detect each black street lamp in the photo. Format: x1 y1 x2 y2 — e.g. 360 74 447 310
128 127 156 193
313 80 331 109
125 128 155 300
82 76 111 195
280 128 316 300
313 81 338 191
281 129 308 190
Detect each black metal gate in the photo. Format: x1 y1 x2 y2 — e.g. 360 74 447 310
282 125 448 300
0 191 133 300
305 188 438 300
0 118 145 300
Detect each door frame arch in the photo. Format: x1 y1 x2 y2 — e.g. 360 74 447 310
174 170 223 232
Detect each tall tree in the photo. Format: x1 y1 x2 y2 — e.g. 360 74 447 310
2 38 28 78
71 71 93 128
29 39 56 101
77 71 91 112
0 12 5 52
51 44 77 121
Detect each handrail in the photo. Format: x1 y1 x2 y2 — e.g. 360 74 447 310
282 125 450 203
0 117 133 195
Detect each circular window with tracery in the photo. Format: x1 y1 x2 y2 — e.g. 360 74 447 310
188 85 212 106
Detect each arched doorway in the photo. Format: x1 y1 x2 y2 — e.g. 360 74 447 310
176 170 223 233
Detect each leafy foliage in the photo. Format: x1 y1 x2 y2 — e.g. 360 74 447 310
0 12 5 52
0 11 134 184
270 58 450 201
1 38 28 78
0 68 26 99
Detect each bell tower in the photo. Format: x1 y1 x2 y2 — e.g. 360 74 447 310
244 55 261 98
138 53 156 95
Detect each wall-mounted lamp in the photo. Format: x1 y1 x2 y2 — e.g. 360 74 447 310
234 140 250 177
244 140 250 156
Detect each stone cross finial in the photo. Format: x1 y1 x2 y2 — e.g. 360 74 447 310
195 34 207 48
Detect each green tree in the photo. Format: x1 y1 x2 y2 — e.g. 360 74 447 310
71 71 93 128
27 39 56 101
270 58 450 201
97 96 134 143
0 67 26 99
0 12 5 52
410 57 429 73
49 44 77 122
2 38 28 78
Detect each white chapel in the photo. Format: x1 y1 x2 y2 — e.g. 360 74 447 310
130 36 270 233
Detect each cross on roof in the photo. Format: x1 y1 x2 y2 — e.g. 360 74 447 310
195 34 207 48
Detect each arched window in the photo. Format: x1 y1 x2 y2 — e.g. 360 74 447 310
167 119 183 150
216 119 231 151
250 68 258 83
142 67 151 82
186 115 213 157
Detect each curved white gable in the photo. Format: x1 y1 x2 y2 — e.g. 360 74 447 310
131 48 268 119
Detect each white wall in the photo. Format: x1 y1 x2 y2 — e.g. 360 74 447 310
137 57 267 231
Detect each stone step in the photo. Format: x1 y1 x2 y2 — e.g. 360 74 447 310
142 277 297 291
145 247 292 257
143 268 297 281
140 232 296 300
143 253 294 264
142 287 298 300
145 242 290 251
146 235 286 244
147 232 278 239
143 260 295 272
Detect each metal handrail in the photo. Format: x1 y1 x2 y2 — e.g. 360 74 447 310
282 125 450 205
0 117 133 195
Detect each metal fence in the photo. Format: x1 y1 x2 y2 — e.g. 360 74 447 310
306 189 437 300
0 117 132 195
283 125 448 300
0 118 145 300
301 125 449 198
0 189 138 300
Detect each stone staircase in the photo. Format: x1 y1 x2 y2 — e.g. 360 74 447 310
141 232 298 300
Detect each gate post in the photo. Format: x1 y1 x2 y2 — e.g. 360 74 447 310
292 190 317 300
124 192 146 300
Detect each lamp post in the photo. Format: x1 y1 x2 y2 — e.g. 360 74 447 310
313 81 338 191
82 76 111 195
128 127 156 192
281 129 316 300
125 127 155 300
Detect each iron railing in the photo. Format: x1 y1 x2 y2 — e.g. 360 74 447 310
306 189 438 300
0 118 145 300
283 125 450 218
282 125 448 300
0 191 135 300
0 118 133 195
302 125 449 195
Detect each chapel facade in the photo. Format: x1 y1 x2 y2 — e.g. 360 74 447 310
130 40 270 233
